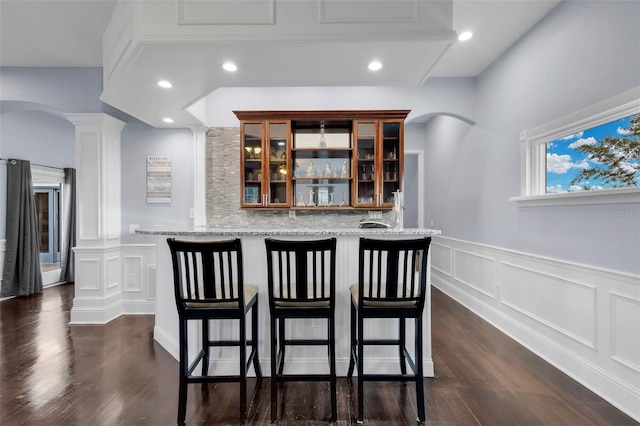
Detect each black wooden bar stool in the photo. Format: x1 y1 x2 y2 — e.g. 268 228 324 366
264 237 337 422
347 236 432 423
167 238 262 425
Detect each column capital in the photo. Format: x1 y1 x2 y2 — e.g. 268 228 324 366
189 126 209 134
65 113 126 134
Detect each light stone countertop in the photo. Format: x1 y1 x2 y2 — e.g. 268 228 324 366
135 225 441 237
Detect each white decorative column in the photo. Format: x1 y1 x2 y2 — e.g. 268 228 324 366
66 113 126 324
192 126 208 227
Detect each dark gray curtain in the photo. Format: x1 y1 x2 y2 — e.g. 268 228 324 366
59 168 76 283
1 159 43 297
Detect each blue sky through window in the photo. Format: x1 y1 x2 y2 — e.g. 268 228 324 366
546 115 638 193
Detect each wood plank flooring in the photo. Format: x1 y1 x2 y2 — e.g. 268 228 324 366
1 283 636 425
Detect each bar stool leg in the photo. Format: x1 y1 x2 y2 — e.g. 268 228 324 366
202 319 210 382
415 316 425 423
357 314 364 424
329 314 337 422
270 315 278 422
178 319 188 425
252 301 263 379
399 318 407 375
239 316 247 421
347 299 356 378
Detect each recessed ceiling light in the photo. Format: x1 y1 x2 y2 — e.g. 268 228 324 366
458 31 473 42
223 62 237 72
162 117 174 124
368 61 382 71
157 80 172 88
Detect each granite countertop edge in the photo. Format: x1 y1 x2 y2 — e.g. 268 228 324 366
135 226 442 237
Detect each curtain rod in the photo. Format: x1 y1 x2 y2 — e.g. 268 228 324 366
0 157 66 171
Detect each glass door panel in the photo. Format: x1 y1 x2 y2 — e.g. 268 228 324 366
354 121 377 206
381 121 401 205
242 122 263 206
267 122 289 205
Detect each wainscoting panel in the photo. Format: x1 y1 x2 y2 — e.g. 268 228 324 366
106 256 120 290
453 248 496 298
500 261 597 349
121 244 157 315
123 256 143 292
430 241 451 277
77 259 101 291
610 292 640 374
431 235 640 422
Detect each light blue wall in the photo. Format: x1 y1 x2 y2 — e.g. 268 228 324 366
120 121 194 245
0 109 76 240
424 0 640 273
0 67 195 244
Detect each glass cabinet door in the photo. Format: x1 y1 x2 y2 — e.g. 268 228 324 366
291 119 352 208
266 122 290 206
354 121 377 207
241 122 264 207
380 121 402 207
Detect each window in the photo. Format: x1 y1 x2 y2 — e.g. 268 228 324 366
546 115 639 193
512 86 640 206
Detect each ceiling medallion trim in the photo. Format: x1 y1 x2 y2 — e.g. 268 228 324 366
319 0 419 24
177 0 276 25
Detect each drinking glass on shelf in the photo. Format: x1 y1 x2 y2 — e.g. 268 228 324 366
341 161 349 178
340 192 347 207
296 191 305 207
308 188 316 207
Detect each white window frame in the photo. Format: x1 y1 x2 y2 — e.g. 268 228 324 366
510 86 640 207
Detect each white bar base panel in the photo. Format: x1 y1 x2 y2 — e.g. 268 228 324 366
430 235 640 423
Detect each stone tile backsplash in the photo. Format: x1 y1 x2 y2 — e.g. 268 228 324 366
206 127 390 229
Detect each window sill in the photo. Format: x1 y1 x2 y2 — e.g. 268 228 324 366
510 187 640 207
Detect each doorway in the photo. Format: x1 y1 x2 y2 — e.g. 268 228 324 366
403 151 423 228
34 186 61 265
31 165 65 286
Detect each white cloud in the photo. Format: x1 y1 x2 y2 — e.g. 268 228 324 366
547 142 557 149
568 137 597 149
546 184 564 193
617 126 631 135
560 131 584 140
568 185 584 192
546 153 590 174
573 160 589 169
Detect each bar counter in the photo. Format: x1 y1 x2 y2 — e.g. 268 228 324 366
138 226 441 377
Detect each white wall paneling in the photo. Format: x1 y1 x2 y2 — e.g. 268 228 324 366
121 244 157 315
76 257 101 291
432 235 640 421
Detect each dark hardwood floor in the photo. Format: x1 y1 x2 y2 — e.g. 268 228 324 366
1 283 636 425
